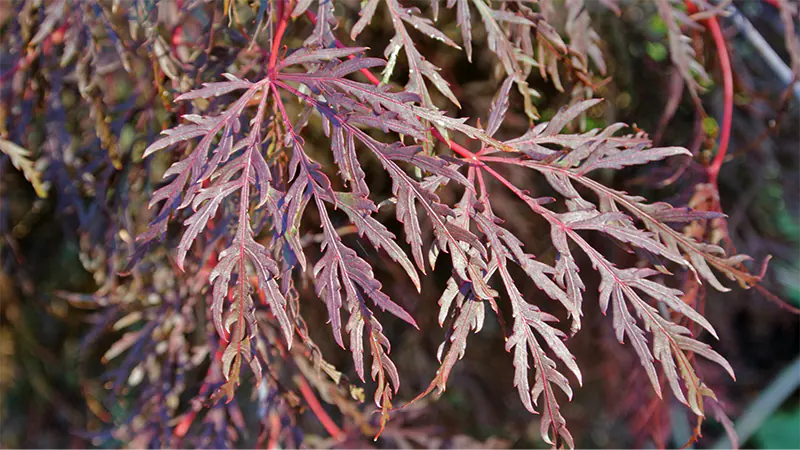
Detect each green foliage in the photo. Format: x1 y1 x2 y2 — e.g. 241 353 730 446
755 408 800 449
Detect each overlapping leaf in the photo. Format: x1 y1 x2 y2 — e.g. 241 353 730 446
131 7 766 448
655 0 712 103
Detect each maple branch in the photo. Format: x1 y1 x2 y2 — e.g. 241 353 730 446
296 375 346 441
269 0 292 73
479 154 765 289
684 1 733 187
28 0 798 447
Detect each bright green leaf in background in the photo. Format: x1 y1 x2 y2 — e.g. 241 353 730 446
755 407 800 449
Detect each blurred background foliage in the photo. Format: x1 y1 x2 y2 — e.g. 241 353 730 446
1 0 798 448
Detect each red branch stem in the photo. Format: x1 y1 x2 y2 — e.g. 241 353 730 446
705 15 733 187
268 0 292 73
686 1 733 187
296 376 346 441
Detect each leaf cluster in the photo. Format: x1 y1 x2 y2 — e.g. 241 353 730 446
1 0 785 448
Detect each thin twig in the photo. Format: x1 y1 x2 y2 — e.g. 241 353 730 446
703 10 733 187
296 375 346 441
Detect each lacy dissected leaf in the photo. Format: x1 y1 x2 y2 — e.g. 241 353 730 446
0 138 48 198
335 193 421 292
483 99 763 290
478 96 758 324
404 86 738 444
536 169 763 290
398 185 488 404
18 0 784 446
312 192 418 350
352 0 461 108
496 99 638 160
458 97 750 432
407 269 488 407
509 0 610 97
124 2 768 444
295 153 409 430
470 0 542 117
278 75 497 304
302 0 336 47
279 47 371 69
472 0 527 76
655 0 712 103
138 74 260 250
376 145 494 299
485 76 515 138
506 304 578 449
141 80 293 395
474 209 581 332
273 103 415 409
534 15 568 94
595 266 733 415
276 72 493 303
475 208 581 448
557 209 687 268
279 67 431 140
449 0 473 61
565 0 606 75
516 191 732 424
